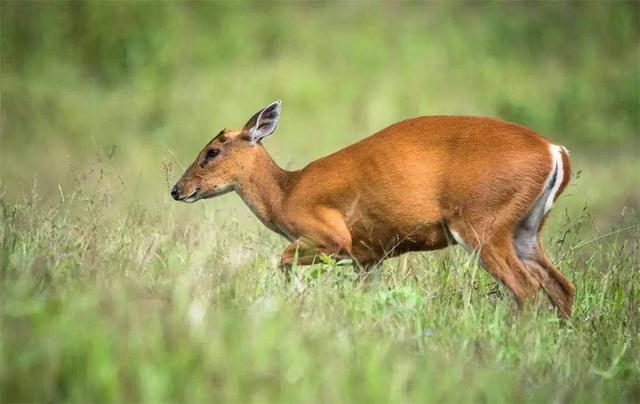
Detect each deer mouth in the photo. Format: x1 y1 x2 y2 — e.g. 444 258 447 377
182 188 201 203
200 184 233 199
179 185 232 203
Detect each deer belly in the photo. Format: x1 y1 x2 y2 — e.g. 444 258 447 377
348 221 450 263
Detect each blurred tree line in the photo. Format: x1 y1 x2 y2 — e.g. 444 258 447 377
1 0 638 153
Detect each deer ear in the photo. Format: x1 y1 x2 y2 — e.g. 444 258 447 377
243 100 281 144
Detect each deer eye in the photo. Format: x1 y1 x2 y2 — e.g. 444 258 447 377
207 148 220 158
203 148 220 164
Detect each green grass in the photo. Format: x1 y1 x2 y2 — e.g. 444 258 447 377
1 1 639 402
1 167 639 402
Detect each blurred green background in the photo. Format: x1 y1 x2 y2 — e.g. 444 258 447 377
1 2 640 402
1 0 638 221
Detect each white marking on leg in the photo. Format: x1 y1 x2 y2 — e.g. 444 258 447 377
450 229 473 253
293 275 305 294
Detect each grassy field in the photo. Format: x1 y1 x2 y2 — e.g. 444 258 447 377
1 1 639 402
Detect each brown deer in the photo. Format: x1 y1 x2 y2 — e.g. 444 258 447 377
171 100 574 318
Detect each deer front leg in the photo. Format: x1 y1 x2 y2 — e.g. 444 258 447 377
279 239 344 281
278 210 353 283
277 240 337 293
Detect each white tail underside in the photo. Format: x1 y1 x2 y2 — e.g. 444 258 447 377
544 145 565 215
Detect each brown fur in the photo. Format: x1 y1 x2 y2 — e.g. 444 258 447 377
173 110 574 318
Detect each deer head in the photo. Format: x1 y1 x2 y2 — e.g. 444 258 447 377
170 100 282 203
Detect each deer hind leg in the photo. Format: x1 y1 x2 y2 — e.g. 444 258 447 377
512 150 574 318
449 225 541 310
514 233 574 318
533 239 574 318
513 214 574 318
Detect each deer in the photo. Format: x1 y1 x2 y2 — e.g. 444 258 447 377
171 100 575 318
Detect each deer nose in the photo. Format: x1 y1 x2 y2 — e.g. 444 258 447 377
171 185 180 200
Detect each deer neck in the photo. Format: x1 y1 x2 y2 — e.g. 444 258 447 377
234 147 297 237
